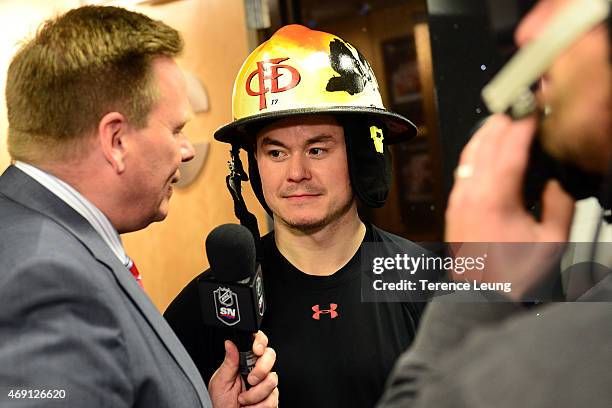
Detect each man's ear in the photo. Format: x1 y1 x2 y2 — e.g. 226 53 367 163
98 112 129 174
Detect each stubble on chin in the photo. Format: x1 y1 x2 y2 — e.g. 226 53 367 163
276 194 356 234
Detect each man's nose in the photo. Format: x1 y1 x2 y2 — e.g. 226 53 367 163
286 154 311 182
180 136 196 162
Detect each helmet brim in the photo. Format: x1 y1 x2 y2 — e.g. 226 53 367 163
214 106 418 149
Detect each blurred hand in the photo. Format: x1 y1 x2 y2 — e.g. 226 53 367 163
209 330 278 408
445 114 575 298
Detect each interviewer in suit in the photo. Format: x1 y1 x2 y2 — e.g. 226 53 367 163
0 5 278 408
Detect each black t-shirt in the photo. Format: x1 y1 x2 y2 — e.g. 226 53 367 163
165 223 427 408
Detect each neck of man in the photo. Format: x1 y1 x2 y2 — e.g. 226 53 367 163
33 153 127 232
274 204 366 276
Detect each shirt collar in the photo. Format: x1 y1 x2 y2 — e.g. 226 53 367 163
14 161 130 266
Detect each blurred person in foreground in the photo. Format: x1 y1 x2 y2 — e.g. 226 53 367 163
378 0 612 407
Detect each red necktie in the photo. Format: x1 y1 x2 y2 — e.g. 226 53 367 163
129 261 144 289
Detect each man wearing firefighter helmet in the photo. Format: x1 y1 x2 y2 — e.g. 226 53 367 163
166 24 432 408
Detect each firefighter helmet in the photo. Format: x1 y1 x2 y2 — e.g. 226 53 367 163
214 24 417 146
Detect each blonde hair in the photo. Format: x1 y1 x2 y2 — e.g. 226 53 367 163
6 5 183 162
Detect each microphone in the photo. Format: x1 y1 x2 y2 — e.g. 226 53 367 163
198 224 266 387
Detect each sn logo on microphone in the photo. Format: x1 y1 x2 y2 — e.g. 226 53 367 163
214 287 242 326
220 308 237 319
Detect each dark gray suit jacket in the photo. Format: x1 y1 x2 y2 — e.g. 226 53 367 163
0 165 212 407
377 271 612 408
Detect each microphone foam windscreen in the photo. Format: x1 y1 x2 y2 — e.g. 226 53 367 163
205 224 256 282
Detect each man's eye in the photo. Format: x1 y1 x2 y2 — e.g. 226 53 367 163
268 150 284 158
309 147 326 156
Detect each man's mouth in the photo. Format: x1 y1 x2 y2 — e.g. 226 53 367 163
285 193 320 197
170 170 181 184
283 193 322 202
166 171 180 196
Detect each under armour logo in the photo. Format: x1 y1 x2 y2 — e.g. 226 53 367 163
245 57 301 110
312 303 339 320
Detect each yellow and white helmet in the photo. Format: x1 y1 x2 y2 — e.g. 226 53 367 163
214 24 417 145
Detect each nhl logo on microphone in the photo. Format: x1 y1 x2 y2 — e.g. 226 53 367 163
198 265 265 331
214 287 241 326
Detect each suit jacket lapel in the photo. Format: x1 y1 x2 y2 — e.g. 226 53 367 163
0 165 210 406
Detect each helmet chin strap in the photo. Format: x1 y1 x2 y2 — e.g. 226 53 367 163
226 143 263 261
